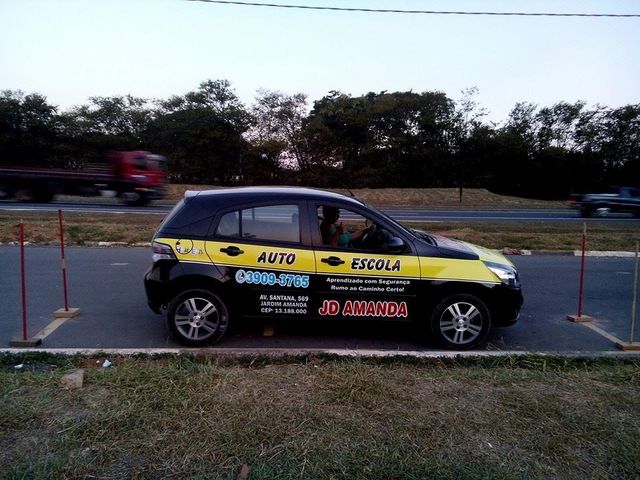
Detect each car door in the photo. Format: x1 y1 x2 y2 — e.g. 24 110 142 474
309 202 421 322
205 202 316 318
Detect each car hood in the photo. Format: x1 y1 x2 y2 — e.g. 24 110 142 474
463 241 515 267
429 234 515 267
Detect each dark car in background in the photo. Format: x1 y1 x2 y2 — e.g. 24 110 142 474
569 186 640 218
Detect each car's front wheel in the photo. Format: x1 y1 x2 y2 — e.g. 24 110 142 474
430 294 491 350
167 289 229 346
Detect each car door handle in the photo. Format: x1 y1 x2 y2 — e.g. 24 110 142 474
220 246 244 256
321 256 345 266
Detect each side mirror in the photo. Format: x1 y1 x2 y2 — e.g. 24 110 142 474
386 237 406 253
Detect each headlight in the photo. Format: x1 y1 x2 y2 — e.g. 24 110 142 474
484 262 521 288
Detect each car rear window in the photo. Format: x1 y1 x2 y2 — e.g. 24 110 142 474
215 205 300 243
157 197 215 239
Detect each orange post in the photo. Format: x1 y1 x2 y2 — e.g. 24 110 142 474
577 222 586 317
20 222 27 341
567 222 592 323
53 210 80 319
58 209 69 311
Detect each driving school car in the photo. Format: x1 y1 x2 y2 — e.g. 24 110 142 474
144 187 523 349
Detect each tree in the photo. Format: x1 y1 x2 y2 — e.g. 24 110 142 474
62 95 153 161
0 90 61 166
146 80 253 184
71 95 153 138
302 89 459 187
451 87 491 189
248 89 309 172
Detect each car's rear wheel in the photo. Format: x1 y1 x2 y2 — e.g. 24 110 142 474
167 289 229 346
122 190 150 206
430 294 491 350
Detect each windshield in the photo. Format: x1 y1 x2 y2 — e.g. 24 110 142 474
361 202 414 237
408 227 439 246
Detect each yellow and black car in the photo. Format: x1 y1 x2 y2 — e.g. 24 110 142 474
144 187 523 349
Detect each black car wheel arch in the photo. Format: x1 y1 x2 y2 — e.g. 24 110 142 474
430 293 491 350
167 289 230 346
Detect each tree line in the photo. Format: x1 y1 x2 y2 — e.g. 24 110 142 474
1 80 638 198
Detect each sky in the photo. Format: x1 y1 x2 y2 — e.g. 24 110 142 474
1 0 639 122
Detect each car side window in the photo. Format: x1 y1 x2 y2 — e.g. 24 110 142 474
317 205 394 252
216 205 301 243
216 211 240 237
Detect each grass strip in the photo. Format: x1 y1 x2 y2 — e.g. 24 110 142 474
53 187 565 209
2 211 640 251
1 354 638 479
163 186 566 208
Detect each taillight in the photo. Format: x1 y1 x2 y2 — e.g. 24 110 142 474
152 241 176 262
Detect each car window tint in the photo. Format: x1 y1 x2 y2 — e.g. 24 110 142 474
317 206 368 247
216 211 240 237
317 205 399 251
158 197 214 239
241 205 300 243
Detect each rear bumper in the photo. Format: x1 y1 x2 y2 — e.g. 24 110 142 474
144 263 173 313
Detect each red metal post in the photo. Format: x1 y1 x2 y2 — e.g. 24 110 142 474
58 209 69 311
577 223 587 317
19 223 27 341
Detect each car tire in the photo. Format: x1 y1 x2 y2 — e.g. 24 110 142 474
122 191 149 206
430 294 491 350
167 289 230 346
33 188 54 203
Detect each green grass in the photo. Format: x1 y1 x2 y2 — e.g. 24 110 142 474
2 212 640 251
412 221 640 251
1 355 639 479
163 186 565 208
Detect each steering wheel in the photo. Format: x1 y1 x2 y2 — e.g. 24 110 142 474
361 223 377 244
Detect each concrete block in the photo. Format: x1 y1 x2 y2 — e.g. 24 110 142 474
9 338 42 347
567 315 593 323
54 308 81 319
61 369 85 389
615 342 640 351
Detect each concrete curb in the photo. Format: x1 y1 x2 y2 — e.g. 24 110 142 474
501 248 637 257
0 241 153 248
1 347 639 359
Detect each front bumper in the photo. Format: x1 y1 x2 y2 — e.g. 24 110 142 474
489 284 523 326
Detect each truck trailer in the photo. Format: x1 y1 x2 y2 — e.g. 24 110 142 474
0 151 167 206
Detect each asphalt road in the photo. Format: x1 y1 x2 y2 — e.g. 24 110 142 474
1 246 637 352
1 200 638 222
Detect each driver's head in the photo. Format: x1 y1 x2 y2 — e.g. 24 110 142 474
322 206 340 222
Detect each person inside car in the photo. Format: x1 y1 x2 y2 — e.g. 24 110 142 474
320 206 371 247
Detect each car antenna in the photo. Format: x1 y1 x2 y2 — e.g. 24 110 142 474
341 183 356 198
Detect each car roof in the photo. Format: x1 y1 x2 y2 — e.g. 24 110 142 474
185 186 366 207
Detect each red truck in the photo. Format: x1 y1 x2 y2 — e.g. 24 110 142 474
0 151 167 206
